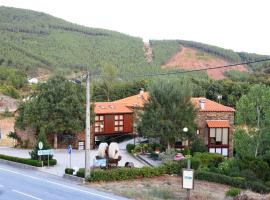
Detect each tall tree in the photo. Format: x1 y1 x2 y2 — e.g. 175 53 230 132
137 81 197 149
236 84 270 157
16 75 95 148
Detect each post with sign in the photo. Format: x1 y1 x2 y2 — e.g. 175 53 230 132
38 142 43 167
37 149 54 167
182 154 194 200
68 145 72 168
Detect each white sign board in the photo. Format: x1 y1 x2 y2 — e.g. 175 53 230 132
94 159 107 167
38 142 43 150
38 149 54 156
182 169 194 189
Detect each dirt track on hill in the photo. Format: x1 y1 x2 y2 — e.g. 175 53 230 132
163 47 248 79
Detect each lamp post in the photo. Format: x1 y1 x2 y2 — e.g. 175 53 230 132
182 127 192 200
85 71 91 178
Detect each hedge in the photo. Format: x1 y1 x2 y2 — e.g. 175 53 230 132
0 154 42 167
196 171 270 194
87 166 166 182
0 154 57 167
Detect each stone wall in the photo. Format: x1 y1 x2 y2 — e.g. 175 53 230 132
0 117 16 146
195 111 235 157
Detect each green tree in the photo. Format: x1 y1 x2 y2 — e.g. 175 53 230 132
30 127 52 160
236 84 270 157
15 75 95 148
137 81 197 149
98 64 119 101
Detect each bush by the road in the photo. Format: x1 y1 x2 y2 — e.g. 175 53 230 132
0 154 57 167
196 171 270 194
43 159 57 166
87 166 166 182
65 168 75 175
0 154 42 167
76 168 85 178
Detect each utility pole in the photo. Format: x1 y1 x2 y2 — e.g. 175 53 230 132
85 71 91 178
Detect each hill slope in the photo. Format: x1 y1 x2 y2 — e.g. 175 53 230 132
1 6 270 80
163 46 248 79
0 6 150 76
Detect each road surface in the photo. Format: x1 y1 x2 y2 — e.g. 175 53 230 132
0 164 129 200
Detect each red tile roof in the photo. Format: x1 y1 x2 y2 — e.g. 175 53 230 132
114 92 235 112
191 98 235 112
207 120 230 128
94 102 133 114
114 92 149 108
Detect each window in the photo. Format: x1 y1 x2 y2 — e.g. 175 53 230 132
94 115 104 133
209 128 229 156
114 114 124 132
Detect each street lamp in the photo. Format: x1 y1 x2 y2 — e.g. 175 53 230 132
85 71 91 178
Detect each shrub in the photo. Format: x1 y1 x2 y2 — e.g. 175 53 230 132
162 158 201 175
195 171 270 194
43 159 57 166
148 143 165 153
87 166 166 182
126 144 135 153
65 168 75 175
76 168 85 178
193 152 224 168
249 159 270 181
191 137 208 153
163 161 185 175
239 169 257 181
218 158 237 175
226 188 241 197
0 154 42 167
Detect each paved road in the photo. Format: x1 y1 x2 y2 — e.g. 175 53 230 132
0 164 129 200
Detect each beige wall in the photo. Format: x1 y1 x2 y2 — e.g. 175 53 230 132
0 117 15 146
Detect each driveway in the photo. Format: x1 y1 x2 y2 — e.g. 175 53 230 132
0 147 145 176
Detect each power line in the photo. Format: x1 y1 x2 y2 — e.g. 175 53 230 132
91 58 270 79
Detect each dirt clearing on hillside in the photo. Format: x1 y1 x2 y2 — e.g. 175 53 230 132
86 175 269 200
163 47 248 80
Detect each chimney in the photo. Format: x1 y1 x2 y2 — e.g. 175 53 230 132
199 99 206 110
139 88 144 96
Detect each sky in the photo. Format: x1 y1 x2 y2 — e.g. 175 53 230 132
1 0 270 55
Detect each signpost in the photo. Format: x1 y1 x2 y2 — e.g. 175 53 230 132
38 142 43 166
68 145 72 168
38 149 53 167
182 169 194 190
182 154 194 200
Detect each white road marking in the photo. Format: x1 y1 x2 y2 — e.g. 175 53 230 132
0 166 120 200
46 180 118 200
12 189 42 200
0 167 41 180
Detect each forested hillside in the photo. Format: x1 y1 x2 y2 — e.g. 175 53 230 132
1 6 270 80
0 6 152 77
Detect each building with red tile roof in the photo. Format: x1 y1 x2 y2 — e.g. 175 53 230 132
115 91 235 157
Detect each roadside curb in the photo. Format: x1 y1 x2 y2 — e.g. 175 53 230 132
0 158 39 170
63 174 85 183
